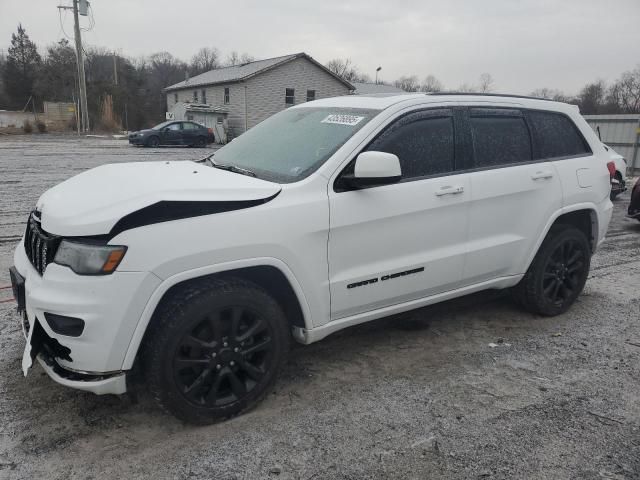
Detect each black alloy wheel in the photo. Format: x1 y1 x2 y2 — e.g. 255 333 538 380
194 136 206 148
174 305 273 407
541 238 586 306
147 136 160 148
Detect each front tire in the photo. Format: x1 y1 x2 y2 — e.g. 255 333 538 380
144 278 290 424
146 136 160 148
513 226 591 316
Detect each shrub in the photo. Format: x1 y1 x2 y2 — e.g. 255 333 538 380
23 120 32 133
36 121 46 133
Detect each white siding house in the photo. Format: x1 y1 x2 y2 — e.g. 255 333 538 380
165 53 353 138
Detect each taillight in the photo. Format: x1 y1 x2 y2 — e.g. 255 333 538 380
606 161 616 178
207 128 213 134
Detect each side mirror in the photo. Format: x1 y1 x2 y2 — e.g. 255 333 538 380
342 151 402 189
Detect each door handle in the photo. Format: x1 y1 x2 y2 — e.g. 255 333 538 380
435 185 464 196
531 171 553 180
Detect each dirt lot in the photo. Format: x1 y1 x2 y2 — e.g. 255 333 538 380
0 135 639 479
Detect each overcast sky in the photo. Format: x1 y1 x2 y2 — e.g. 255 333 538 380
1 0 638 94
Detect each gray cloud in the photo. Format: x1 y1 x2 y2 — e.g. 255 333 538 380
1 0 638 94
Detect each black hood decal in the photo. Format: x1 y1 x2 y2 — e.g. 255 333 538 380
108 192 280 238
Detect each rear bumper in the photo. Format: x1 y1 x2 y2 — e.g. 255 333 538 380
611 178 627 195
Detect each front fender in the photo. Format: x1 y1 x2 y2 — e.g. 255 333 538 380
120 257 313 370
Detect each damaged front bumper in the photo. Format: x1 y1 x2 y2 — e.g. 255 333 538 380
19 310 127 395
11 238 161 395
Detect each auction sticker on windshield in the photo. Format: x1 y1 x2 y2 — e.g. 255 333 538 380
321 114 365 126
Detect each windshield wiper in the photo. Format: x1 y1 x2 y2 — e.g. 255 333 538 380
197 154 256 178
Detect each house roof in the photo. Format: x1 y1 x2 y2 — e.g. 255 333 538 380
165 53 354 91
352 82 405 95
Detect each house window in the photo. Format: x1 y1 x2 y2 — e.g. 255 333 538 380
285 88 295 105
217 116 223 124
224 87 230 104
174 93 178 103
201 89 207 104
193 90 198 102
306 90 316 102
187 114 194 121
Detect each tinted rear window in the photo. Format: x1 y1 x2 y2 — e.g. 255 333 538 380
470 113 532 167
527 111 590 159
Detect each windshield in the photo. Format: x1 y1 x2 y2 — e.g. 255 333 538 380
152 121 174 130
213 107 378 183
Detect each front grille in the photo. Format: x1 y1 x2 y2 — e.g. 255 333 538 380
24 211 61 275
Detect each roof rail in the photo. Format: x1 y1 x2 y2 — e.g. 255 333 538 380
426 92 555 101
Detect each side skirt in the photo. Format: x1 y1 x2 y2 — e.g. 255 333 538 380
293 275 523 344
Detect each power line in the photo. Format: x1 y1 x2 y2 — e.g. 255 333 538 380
80 4 95 32
58 7 73 40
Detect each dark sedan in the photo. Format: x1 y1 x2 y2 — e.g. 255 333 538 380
129 121 213 147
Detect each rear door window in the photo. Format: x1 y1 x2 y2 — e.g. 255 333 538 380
366 109 455 179
526 111 591 159
469 109 532 168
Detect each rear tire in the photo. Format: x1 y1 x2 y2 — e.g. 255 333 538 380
512 226 591 316
143 278 290 424
194 136 206 148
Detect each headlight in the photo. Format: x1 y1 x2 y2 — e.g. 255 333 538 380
54 241 127 275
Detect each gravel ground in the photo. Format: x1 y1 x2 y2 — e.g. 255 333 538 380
0 134 639 480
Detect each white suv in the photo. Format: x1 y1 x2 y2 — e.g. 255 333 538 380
10 93 614 423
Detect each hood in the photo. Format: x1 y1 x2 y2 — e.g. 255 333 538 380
131 129 153 135
36 161 281 236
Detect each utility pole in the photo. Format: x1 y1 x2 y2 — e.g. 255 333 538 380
72 0 89 132
113 53 118 85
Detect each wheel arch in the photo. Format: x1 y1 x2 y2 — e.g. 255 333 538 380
122 259 312 370
523 204 599 273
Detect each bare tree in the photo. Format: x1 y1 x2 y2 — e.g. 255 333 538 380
224 51 254 67
609 66 640 113
577 80 607 114
225 51 239 66
325 58 369 83
326 58 353 78
239 52 255 64
456 83 475 93
420 74 443 92
394 75 420 92
34 39 75 103
530 88 572 102
190 47 220 75
478 73 494 93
